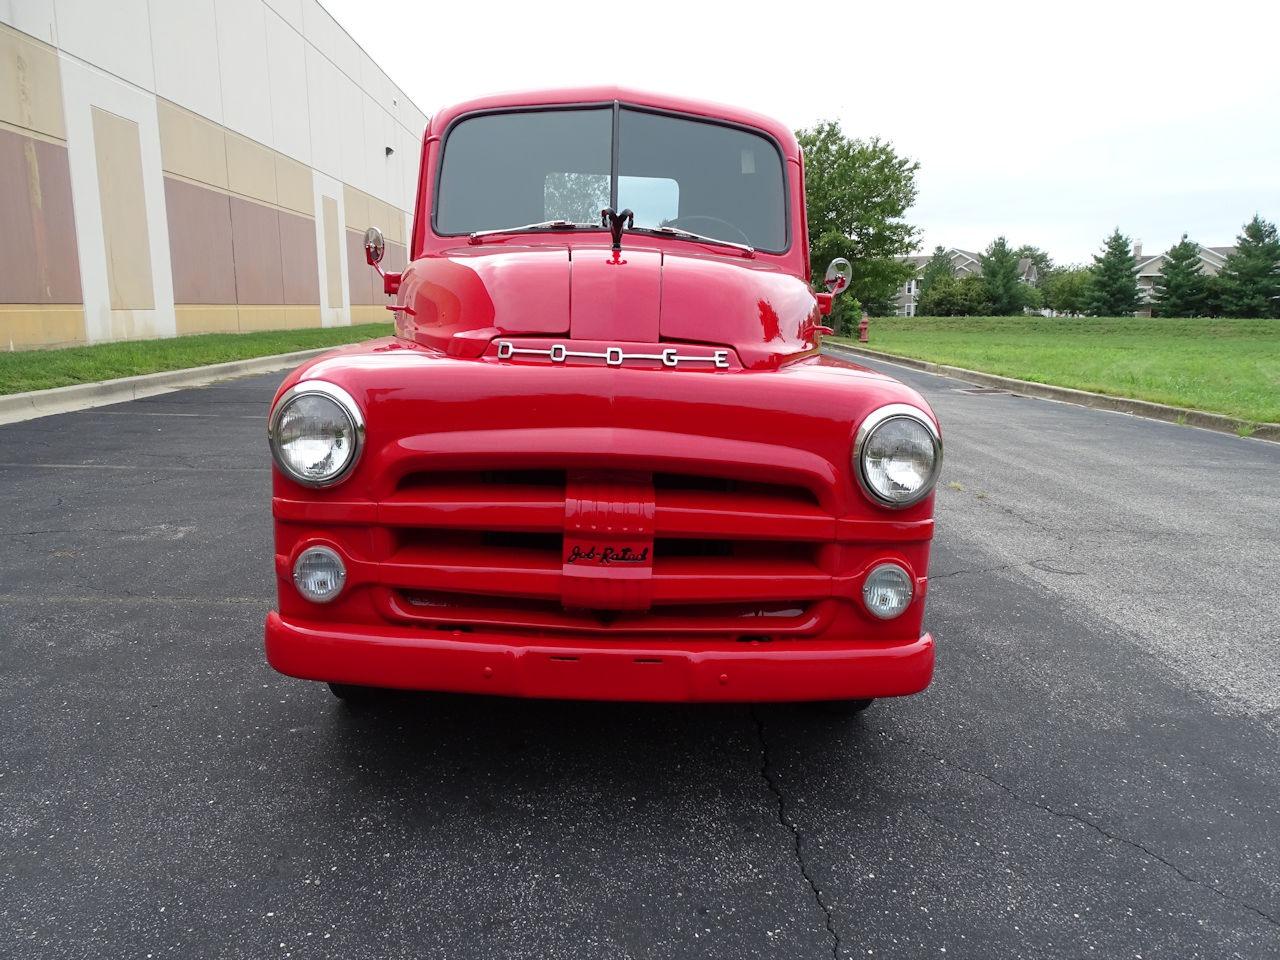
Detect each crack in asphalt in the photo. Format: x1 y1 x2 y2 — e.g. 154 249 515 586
928 556 1056 581
978 497 1055 534
752 708 841 959
1026 560 1087 576
902 737 1280 931
928 556 1090 582
4 528 146 536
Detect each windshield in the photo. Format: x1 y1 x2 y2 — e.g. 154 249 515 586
434 106 788 252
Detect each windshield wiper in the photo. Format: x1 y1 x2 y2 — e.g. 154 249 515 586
634 225 755 258
468 220 601 244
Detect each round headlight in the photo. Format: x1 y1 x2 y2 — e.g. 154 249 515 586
268 382 364 487
855 404 942 508
293 546 346 603
863 563 913 619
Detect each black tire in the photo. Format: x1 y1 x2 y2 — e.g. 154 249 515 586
326 682 385 705
815 697 874 716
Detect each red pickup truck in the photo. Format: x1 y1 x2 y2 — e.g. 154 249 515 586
264 87 941 711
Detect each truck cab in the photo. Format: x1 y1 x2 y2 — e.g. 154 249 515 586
265 87 941 709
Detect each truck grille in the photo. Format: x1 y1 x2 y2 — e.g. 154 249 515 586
370 467 838 637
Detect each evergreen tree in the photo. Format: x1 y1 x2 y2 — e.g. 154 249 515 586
1085 229 1140 316
917 246 955 300
1153 235 1206 317
981 237 1024 315
957 275 991 316
1201 274 1225 317
1218 215 1280 318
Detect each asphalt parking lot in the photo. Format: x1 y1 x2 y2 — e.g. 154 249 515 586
2 357 1278 960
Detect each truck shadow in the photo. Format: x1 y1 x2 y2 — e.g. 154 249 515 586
314 692 878 819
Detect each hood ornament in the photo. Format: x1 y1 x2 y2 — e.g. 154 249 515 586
601 207 634 263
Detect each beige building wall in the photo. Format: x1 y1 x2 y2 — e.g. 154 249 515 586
0 2 425 351
160 100 327 336
0 22 85 348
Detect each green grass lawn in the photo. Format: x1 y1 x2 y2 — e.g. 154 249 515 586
837 316 1280 424
0 323 395 396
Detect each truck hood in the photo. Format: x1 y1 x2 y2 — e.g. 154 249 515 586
395 242 822 369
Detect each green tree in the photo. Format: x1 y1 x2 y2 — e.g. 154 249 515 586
1043 266 1091 315
918 275 959 315
1218 215 1280 318
919 274 990 316
981 237 1025 315
1153 235 1206 317
1013 244 1054 286
1201 273 1225 317
798 121 920 320
956 275 991 315
1086 229 1140 316
917 246 955 300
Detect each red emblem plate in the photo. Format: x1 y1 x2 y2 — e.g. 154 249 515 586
561 473 655 611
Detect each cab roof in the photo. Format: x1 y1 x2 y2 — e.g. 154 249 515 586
426 86 800 159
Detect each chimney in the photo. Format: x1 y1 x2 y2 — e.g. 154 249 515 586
1133 240 1143 259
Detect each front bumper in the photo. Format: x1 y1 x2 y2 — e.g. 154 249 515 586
264 612 934 703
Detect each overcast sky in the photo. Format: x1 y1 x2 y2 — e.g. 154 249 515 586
322 0 1278 265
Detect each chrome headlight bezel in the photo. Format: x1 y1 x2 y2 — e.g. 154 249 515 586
862 562 914 619
854 403 943 509
292 544 347 603
267 381 365 488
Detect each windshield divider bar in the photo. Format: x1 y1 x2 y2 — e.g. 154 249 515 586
609 100 620 212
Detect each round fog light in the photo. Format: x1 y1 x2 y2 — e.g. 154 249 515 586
293 546 346 603
863 563 913 619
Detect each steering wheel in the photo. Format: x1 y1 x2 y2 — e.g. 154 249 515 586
663 215 752 246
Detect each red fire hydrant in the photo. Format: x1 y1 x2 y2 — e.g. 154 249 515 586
857 313 869 343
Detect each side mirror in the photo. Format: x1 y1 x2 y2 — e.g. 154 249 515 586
824 257 852 296
364 226 386 267
362 225 402 297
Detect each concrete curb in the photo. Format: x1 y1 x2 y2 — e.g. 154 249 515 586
0 348 329 426
826 343 1280 443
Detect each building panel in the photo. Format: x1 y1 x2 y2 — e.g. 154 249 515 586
346 227 377 306
279 210 321 305
216 0 273 146
0 127 81 305
149 0 224 122
0 0 58 44
263 0 305 35
225 132 279 206
91 106 155 311
320 192 344 314
265 6 311 164
157 100 230 190
229 196 285 306
304 44 343 180
54 0 154 90
0 23 64 138
275 152 314 216
164 176 236 305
